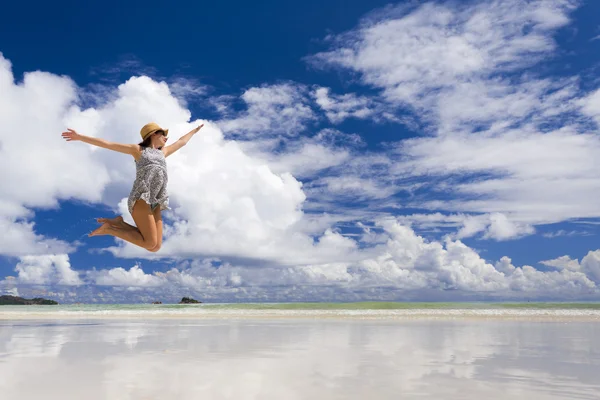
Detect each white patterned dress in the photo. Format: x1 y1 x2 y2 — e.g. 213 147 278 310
127 147 170 215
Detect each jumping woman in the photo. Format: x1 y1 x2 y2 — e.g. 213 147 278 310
62 122 204 252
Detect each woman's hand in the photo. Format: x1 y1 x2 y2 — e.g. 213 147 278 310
193 124 204 133
62 128 82 142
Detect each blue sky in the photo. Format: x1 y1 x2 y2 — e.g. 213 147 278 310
1 0 600 303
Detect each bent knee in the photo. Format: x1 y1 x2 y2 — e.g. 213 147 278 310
148 243 161 253
143 238 158 251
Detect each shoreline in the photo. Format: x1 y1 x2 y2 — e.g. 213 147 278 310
2 308 600 321
3 301 600 308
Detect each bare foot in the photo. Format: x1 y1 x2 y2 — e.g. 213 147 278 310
89 223 112 237
96 216 125 228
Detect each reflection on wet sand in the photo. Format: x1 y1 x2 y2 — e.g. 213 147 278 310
1 319 599 399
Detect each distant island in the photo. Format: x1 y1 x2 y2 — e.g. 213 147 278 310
0 295 58 305
150 298 201 304
179 296 201 304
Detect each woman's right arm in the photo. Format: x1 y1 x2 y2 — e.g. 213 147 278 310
62 128 139 157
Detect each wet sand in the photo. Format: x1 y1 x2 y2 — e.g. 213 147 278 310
1 318 599 399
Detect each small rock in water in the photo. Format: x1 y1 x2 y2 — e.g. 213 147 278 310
179 297 201 304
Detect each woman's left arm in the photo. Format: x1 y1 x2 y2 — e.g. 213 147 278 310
164 124 204 158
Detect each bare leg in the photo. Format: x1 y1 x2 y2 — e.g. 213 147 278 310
148 206 163 252
97 213 162 246
97 216 136 231
96 217 164 252
90 201 158 251
88 223 154 250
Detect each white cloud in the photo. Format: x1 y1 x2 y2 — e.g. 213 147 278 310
307 176 397 202
237 129 361 179
0 55 345 267
0 217 75 257
395 128 600 227
267 142 350 178
542 229 590 238
90 265 163 287
580 88 600 125
483 213 535 241
396 212 534 241
313 87 393 124
496 256 595 293
0 279 19 296
53 74 365 267
167 77 209 107
539 255 581 271
0 53 385 286
0 53 110 256
216 83 316 137
310 0 577 121
305 0 600 239
455 215 490 239
581 250 600 284
6 218 598 302
14 254 82 286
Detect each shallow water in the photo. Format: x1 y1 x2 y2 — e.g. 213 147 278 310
2 302 600 320
1 317 599 399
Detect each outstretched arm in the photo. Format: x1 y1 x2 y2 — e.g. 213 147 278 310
164 124 204 158
62 128 139 157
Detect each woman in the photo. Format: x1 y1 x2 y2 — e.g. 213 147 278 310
62 122 204 252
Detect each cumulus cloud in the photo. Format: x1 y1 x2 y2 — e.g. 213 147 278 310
62 76 378 265
0 56 346 267
0 52 378 286
90 265 163 287
0 216 75 257
0 54 106 256
4 218 599 302
581 250 600 284
92 75 394 273
483 213 535 241
535 251 600 285
14 255 82 286
495 256 595 294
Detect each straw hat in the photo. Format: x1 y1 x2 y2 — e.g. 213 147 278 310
140 122 169 140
